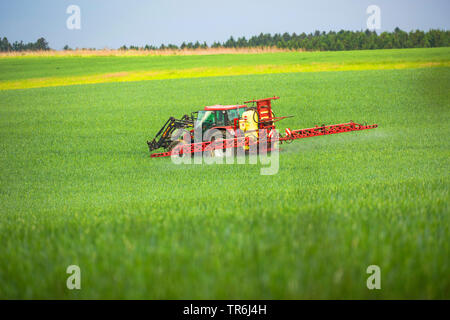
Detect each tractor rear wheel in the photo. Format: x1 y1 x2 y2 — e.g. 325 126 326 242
206 132 226 158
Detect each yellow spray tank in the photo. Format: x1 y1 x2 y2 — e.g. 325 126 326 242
239 109 259 150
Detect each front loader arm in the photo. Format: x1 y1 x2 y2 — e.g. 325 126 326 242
147 115 193 152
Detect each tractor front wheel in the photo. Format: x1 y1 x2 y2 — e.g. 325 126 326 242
168 140 189 157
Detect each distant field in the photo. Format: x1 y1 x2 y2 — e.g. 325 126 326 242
0 48 449 89
0 47 294 58
0 48 448 299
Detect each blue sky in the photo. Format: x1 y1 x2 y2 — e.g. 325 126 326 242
0 0 449 49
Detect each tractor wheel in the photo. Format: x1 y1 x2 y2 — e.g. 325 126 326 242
168 140 189 157
245 134 258 154
206 132 226 158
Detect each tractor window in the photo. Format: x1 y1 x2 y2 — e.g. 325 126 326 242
237 107 246 117
227 109 239 122
216 110 226 126
195 111 215 131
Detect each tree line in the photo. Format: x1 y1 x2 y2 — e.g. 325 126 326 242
0 37 50 52
1 28 448 52
122 28 449 51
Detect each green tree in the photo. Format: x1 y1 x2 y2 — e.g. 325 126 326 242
35 37 49 50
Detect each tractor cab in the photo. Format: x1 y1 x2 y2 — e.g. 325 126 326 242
194 105 247 132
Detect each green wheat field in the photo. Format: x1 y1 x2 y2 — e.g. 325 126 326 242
0 48 448 299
